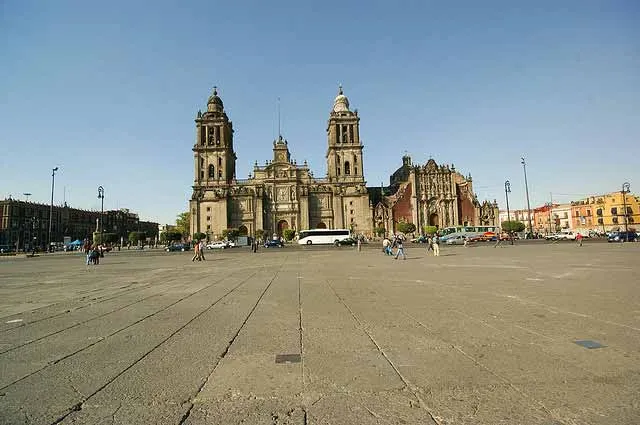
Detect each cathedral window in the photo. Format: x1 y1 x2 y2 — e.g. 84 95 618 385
344 161 351 175
218 157 222 166
200 171 204 180
208 164 215 178
218 170 223 178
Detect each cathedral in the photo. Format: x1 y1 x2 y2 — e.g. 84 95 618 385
189 86 498 240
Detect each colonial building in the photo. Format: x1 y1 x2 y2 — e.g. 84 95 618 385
0 198 158 250
190 86 372 239
370 155 499 234
189 87 499 239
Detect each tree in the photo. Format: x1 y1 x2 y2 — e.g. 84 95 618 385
501 220 525 233
128 231 146 246
222 228 239 241
396 221 416 234
192 232 207 242
373 226 386 237
283 229 296 241
160 231 182 244
175 212 190 239
422 225 438 235
93 232 118 245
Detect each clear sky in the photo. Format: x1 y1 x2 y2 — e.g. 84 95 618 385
1 0 638 224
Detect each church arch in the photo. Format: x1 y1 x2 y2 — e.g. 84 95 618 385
315 222 327 229
429 213 439 227
238 225 248 236
277 219 289 235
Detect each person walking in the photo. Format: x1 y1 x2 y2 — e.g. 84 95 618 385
382 237 391 255
426 236 433 252
198 240 206 260
432 235 440 257
576 232 583 247
357 235 362 252
394 238 406 260
191 240 200 262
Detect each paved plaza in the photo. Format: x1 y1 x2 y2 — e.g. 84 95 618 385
0 242 639 424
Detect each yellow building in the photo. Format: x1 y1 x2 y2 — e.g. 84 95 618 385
571 192 639 233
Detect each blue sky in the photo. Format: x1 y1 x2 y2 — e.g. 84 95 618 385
1 0 638 224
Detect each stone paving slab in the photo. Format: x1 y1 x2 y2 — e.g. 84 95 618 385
0 242 639 424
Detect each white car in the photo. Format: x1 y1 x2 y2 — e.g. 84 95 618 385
206 241 228 249
445 235 466 245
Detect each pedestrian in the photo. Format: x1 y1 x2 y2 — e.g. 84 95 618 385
191 240 200 262
382 237 391 255
86 244 93 265
576 233 583 247
432 235 440 257
394 238 406 260
426 237 433 251
198 240 206 260
357 234 362 252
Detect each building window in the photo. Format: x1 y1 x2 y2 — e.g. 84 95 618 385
611 207 617 215
200 171 204 180
612 217 618 224
596 208 602 216
206 225 211 230
350 210 354 215
218 170 223 178
208 164 215 178
630 217 635 223
206 216 211 221
626 206 633 215
349 201 353 206
344 161 351 175
587 210 591 216
218 157 222 166
206 207 211 212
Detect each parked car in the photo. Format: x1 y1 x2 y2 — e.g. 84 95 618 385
264 239 284 248
335 237 357 246
207 241 229 249
166 243 190 252
445 235 466 245
411 236 428 244
607 231 638 242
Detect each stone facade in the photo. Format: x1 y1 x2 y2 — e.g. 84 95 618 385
370 156 499 235
190 86 372 239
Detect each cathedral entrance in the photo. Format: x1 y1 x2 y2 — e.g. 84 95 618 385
238 225 248 236
315 222 327 229
277 220 289 235
429 213 439 227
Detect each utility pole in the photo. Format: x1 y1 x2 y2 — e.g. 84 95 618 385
521 158 533 238
622 182 630 241
48 167 59 251
504 180 513 244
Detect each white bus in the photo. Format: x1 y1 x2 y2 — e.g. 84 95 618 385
440 225 500 240
297 229 351 245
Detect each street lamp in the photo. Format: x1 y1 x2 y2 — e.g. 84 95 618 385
545 202 553 235
622 182 630 242
97 186 105 243
48 167 59 251
521 157 533 238
504 180 513 244
23 192 31 202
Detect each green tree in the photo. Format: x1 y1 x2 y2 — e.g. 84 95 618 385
192 232 207 242
128 231 146 245
501 221 525 233
396 221 416 234
175 212 190 239
373 226 386 237
222 228 239 241
422 225 438 235
283 229 296 241
160 231 183 244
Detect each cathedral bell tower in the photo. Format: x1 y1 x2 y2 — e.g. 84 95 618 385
193 87 236 186
326 85 364 183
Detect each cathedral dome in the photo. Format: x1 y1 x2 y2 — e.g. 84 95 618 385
207 86 224 111
332 85 350 112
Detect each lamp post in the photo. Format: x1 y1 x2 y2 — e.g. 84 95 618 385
97 186 104 244
23 192 31 202
48 167 59 251
521 157 533 238
545 202 553 235
622 182 630 242
504 180 513 244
